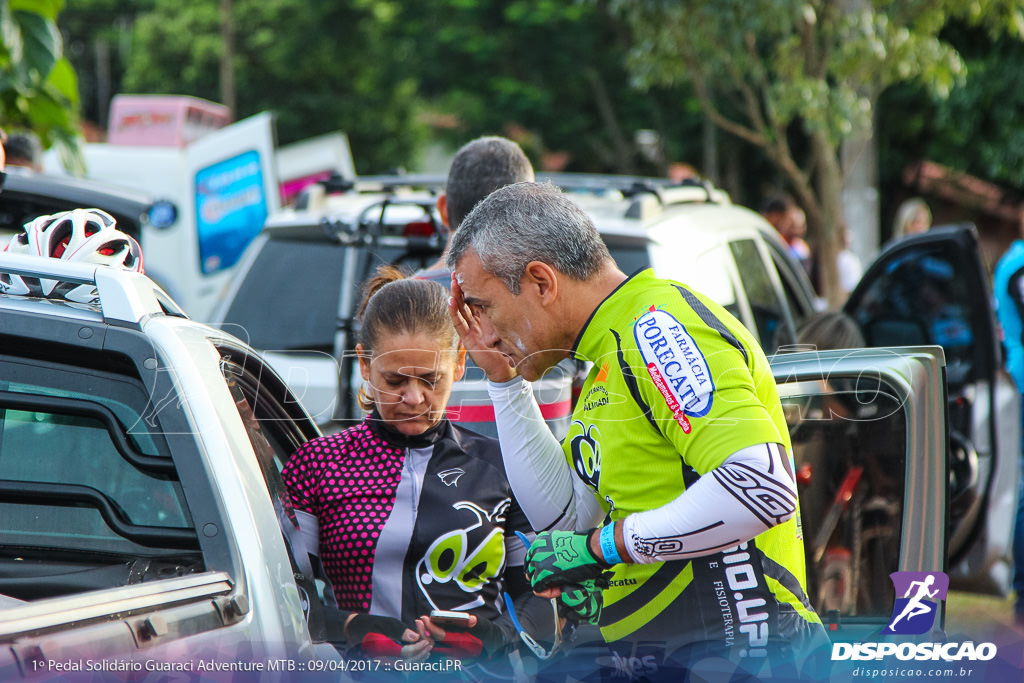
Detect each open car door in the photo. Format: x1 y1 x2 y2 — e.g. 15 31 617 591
844 225 1020 595
771 346 947 640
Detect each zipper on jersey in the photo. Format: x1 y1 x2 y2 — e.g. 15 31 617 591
406 447 422 521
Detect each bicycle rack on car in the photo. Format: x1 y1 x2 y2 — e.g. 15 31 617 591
319 196 447 422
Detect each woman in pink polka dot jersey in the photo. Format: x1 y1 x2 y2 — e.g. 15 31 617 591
283 267 557 672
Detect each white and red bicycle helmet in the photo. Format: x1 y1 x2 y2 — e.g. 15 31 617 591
1 208 144 302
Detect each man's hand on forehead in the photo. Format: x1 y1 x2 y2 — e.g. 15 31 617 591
447 274 517 383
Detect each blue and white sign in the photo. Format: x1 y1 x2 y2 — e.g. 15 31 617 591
635 308 715 430
194 149 268 274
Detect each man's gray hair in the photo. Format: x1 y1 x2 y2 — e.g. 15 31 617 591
445 136 534 230
445 182 611 294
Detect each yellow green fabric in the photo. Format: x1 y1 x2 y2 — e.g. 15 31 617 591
564 269 820 644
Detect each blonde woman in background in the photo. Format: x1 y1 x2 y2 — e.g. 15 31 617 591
892 197 932 241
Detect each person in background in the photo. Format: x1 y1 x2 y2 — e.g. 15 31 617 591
0 127 7 180
282 267 558 675
992 236 1024 628
761 193 794 237
3 131 42 171
762 193 813 277
892 197 932 241
786 205 813 276
836 223 864 302
667 162 698 184
417 136 577 443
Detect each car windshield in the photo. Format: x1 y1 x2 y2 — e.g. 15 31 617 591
221 236 439 352
220 238 345 352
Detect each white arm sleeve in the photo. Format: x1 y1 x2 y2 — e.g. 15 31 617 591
622 443 797 564
488 376 604 532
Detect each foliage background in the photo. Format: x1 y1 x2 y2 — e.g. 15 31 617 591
12 0 1024 264
1 0 82 171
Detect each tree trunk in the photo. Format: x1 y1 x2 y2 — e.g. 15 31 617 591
841 95 880 269
810 131 844 308
584 67 633 173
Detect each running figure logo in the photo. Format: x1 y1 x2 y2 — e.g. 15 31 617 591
884 571 949 635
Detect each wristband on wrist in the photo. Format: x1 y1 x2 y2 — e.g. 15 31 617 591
599 524 623 565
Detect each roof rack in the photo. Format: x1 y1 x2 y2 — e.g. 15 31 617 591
299 171 730 222
319 195 446 249
660 179 730 206
293 173 446 212
351 174 447 194
0 253 185 327
536 173 730 219
536 172 673 196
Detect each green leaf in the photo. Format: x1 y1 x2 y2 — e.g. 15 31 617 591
11 0 63 22
1 1 24 65
12 8 60 86
45 56 78 105
24 87 66 128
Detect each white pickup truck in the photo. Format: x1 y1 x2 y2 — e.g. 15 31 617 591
0 254 342 678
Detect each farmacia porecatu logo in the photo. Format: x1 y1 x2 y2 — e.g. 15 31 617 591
831 571 997 662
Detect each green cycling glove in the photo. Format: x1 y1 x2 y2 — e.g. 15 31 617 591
559 573 612 625
525 529 609 592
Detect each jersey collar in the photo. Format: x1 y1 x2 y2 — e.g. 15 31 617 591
571 268 656 360
367 411 451 449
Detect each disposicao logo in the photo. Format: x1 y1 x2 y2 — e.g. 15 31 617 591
831 571 997 663
885 571 948 635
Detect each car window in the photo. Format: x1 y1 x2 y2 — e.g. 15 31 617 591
608 234 745 324
6 381 163 457
606 237 652 277
221 238 345 352
217 350 332 640
647 239 743 322
729 239 795 350
849 243 980 389
780 377 906 622
0 357 200 598
222 236 440 353
766 241 812 334
217 351 315 472
0 409 189 527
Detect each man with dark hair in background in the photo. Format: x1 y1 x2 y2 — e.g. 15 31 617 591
416 135 534 281
415 137 569 444
761 193 812 278
760 193 794 235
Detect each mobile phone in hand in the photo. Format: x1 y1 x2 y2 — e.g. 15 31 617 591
429 609 474 629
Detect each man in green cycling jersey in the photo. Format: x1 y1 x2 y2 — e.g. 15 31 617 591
446 182 826 680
